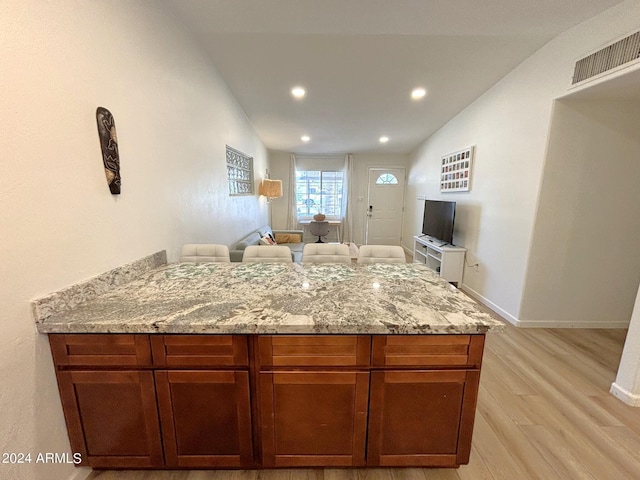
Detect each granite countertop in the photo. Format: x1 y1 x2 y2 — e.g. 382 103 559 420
34 259 503 335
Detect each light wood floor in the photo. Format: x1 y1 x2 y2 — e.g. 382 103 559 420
87 325 640 480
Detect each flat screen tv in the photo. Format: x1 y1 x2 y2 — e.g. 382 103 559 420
422 200 456 245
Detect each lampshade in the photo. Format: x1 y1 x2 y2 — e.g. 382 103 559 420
259 179 283 199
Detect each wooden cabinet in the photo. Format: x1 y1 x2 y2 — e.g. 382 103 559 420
151 335 253 468
50 334 252 469
258 336 370 467
371 334 484 368
50 334 160 468
50 334 152 367
151 335 248 367
55 369 163 468
257 335 370 367
368 334 483 467
367 369 479 467
260 371 369 467
155 370 252 468
50 333 485 470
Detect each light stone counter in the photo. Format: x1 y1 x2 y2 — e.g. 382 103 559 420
33 256 503 335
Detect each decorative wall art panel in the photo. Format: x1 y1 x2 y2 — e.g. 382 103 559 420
226 145 254 196
95 107 121 194
440 146 474 193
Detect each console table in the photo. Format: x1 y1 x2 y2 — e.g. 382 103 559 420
413 235 466 285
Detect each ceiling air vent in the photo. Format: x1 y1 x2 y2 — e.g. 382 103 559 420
572 31 640 84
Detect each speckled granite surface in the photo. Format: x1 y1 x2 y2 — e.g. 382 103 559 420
32 251 167 325
34 260 504 335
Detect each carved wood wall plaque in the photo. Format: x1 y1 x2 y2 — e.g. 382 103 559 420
96 107 121 194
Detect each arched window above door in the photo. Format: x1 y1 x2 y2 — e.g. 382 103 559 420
375 173 398 185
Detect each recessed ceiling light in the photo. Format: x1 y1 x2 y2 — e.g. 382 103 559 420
291 86 306 98
301 135 310 142
379 136 389 143
411 87 427 100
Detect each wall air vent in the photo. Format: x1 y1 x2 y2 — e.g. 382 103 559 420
572 31 640 85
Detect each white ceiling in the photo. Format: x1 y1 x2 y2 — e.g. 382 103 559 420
161 0 624 155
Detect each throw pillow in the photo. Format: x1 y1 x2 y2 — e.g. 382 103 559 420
260 234 276 245
275 233 302 244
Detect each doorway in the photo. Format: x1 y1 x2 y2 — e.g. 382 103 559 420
365 168 406 245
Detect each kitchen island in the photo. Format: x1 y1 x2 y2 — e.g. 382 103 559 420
34 253 503 470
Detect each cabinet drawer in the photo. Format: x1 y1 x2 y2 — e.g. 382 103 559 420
50 334 152 367
151 335 248 367
258 336 370 368
371 335 484 368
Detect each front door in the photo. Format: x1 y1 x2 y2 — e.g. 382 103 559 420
365 168 406 245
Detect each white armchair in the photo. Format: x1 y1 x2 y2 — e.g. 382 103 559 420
180 244 230 263
301 243 351 263
357 245 406 264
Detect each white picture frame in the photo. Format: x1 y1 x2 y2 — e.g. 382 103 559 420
440 146 474 193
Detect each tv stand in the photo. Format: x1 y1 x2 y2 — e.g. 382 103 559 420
413 235 466 285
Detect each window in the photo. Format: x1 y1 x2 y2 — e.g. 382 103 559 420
295 170 344 219
375 173 398 185
226 145 253 196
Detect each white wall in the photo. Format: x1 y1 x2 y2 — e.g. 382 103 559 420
612 282 640 405
405 0 640 323
269 152 411 245
0 1 267 479
520 99 640 326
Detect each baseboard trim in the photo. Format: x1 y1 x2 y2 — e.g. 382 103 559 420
66 467 92 480
460 284 629 328
610 382 640 406
515 319 630 328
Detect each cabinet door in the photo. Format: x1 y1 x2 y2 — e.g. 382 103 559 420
367 370 480 467
155 370 253 468
260 371 369 467
56 370 163 468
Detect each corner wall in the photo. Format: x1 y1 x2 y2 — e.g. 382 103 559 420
520 99 640 326
405 0 640 322
0 1 267 478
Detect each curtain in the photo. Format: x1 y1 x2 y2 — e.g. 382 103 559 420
286 154 298 230
342 154 354 243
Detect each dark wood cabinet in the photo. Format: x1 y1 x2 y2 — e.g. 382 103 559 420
56 369 163 468
367 369 480 467
155 370 253 468
258 336 371 467
50 334 152 367
50 334 252 469
260 371 369 467
151 335 248 367
368 334 483 467
50 333 485 470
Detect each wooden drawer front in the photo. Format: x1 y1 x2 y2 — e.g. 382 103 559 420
371 335 484 367
50 334 152 367
258 336 371 368
151 335 248 367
